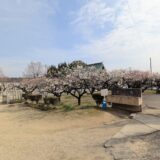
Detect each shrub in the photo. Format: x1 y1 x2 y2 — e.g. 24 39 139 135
62 104 74 112
22 94 42 104
37 104 51 111
92 93 103 106
156 90 160 94
43 97 60 105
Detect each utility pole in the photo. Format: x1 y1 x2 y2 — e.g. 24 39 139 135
150 57 153 90
150 57 152 74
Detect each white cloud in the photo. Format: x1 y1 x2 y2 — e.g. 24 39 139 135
72 0 116 35
74 0 115 25
74 0 160 72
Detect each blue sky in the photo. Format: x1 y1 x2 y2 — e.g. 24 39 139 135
0 0 160 77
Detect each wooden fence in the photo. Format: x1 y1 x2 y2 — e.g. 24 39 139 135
0 90 22 104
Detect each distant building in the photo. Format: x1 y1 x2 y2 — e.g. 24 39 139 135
87 62 105 70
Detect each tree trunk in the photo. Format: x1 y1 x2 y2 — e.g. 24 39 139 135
58 96 61 102
78 97 81 106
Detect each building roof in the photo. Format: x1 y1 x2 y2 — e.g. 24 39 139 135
87 62 105 70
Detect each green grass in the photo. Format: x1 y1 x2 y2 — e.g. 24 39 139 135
61 94 95 107
18 94 97 113
49 94 96 112
61 104 74 112
143 90 157 95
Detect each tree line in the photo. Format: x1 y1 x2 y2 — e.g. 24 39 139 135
12 60 160 105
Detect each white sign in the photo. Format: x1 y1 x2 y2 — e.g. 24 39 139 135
101 89 108 96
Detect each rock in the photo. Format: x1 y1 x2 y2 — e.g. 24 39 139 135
103 143 112 148
129 113 136 119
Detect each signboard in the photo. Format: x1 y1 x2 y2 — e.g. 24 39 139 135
101 89 108 97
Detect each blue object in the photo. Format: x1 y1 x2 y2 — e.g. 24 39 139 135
102 100 107 110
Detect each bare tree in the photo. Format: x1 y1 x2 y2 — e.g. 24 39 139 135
23 62 47 78
0 67 5 78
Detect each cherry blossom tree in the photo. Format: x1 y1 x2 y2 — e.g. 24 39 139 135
0 83 8 95
82 67 110 95
38 77 66 101
108 69 152 92
152 72 160 93
13 61 160 106
122 70 151 92
65 70 86 105
0 68 6 92
108 70 126 89
65 67 109 105
15 78 41 96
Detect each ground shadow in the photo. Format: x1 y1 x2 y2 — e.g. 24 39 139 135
94 106 131 118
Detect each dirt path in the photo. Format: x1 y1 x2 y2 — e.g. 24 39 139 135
0 104 126 160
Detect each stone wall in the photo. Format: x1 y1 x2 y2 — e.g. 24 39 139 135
107 88 142 112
